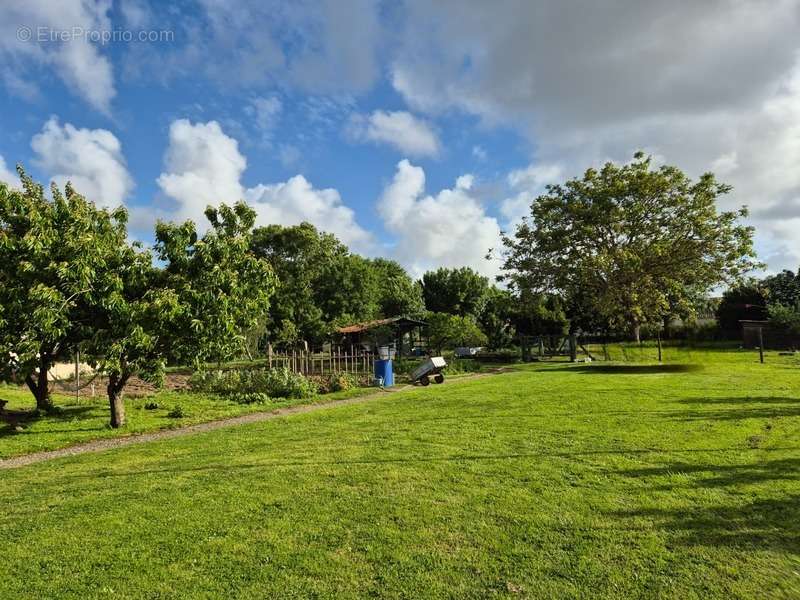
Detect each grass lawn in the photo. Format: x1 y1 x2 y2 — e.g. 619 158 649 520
1 349 799 598
0 385 375 460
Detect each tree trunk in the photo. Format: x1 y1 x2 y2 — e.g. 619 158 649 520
107 372 130 428
632 323 641 344
27 354 54 411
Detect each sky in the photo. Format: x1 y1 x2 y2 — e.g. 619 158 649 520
1 0 800 280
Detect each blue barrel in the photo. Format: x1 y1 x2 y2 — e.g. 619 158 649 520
374 359 394 387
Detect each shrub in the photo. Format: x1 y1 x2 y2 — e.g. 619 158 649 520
144 402 159 410
229 392 272 405
167 405 185 418
189 367 316 399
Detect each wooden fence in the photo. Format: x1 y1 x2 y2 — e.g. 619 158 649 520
268 346 378 376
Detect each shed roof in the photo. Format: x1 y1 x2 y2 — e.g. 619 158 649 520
336 316 427 334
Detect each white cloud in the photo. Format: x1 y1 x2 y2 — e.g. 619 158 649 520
346 110 441 157
378 159 502 278
500 163 563 225
245 177 372 250
30 117 133 208
157 119 246 220
391 0 800 272
0 156 18 188
245 96 283 140
157 119 371 250
0 1 115 113
472 145 487 161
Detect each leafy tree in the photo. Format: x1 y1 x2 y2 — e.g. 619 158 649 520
83 247 182 428
500 153 760 341
425 312 488 354
155 202 277 365
370 258 425 317
762 268 800 307
513 291 570 336
478 287 517 348
251 222 345 344
421 267 490 318
716 283 768 331
0 168 129 411
316 253 380 326
768 302 800 335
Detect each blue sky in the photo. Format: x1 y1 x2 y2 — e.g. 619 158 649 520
2 1 800 278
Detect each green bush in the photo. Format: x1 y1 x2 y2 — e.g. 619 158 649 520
189 367 316 399
229 392 273 405
167 405 185 418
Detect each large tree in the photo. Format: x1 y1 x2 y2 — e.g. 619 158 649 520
251 222 346 344
0 169 129 411
500 153 760 341
155 202 276 365
370 258 425 318
420 267 490 318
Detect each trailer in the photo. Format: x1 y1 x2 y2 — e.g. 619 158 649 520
410 356 447 386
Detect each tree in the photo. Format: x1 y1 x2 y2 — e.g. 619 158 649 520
155 202 277 365
316 253 380 326
762 268 800 307
251 222 345 344
425 312 488 354
716 282 768 332
0 168 129 411
83 246 182 428
370 258 425 317
500 153 760 342
420 267 490 318
478 287 517 349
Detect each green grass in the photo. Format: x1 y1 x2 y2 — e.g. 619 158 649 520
1 349 799 598
0 385 376 460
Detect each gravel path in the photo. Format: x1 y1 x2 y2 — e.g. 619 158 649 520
0 386 412 470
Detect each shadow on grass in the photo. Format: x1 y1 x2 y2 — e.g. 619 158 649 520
678 396 800 405
570 364 704 374
606 494 800 554
618 457 800 488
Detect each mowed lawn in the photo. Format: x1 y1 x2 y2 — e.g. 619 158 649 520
1 351 799 598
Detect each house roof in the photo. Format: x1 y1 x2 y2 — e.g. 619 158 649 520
336 316 427 334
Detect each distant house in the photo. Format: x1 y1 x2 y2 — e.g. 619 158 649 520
336 316 427 357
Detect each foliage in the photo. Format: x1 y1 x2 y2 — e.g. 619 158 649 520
228 392 272 405
369 258 425 317
762 268 800 307
767 302 800 334
420 267 490 318
0 168 132 411
156 202 277 364
250 222 346 344
478 287 516 349
425 312 488 353
315 253 380 325
189 367 316 399
316 371 359 394
166 405 185 418
716 282 768 331
513 291 570 336
500 153 760 340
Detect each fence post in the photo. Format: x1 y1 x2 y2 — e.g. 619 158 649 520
268 343 273 369
758 327 765 363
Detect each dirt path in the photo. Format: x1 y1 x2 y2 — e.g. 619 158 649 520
0 370 509 470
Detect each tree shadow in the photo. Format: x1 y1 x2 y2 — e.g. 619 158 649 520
608 457 800 554
670 404 800 422
570 364 704 374
678 396 800 406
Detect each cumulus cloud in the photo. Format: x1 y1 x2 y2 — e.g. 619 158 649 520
30 117 133 208
392 0 800 271
346 110 441 157
0 156 18 188
245 177 372 249
500 163 563 225
378 159 502 278
157 119 371 250
0 1 115 113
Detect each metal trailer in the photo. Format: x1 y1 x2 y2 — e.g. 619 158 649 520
410 356 447 386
